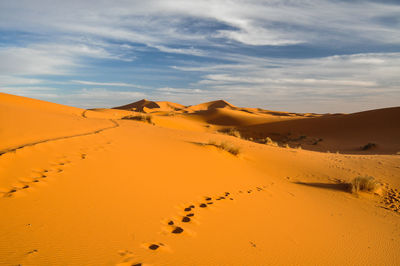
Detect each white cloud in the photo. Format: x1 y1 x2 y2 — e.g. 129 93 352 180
156 87 204 93
0 46 75 75
1 0 400 49
0 41 134 76
71 80 144 88
177 52 400 112
151 45 205 56
0 86 60 99
0 76 44 86
62 88 147 108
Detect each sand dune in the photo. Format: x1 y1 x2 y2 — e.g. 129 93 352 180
184 99 236 112
237 106 400 154
0 93 113 152
1 94 399 265
114 99 185 113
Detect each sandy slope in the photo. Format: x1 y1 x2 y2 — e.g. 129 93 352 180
1 94 399 266
0 93 113 152
238 107 400 154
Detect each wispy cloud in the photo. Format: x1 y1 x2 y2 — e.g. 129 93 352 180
156 87 204 93
62 88 147 108
71 80 144 88
0 76 44 86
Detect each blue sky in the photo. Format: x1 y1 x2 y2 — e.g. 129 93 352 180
0 0 399 112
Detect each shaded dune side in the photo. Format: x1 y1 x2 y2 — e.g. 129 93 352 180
114 99 161 112
184 100 236 112
186 108 285 126
114 99 186 113
237 106 400 154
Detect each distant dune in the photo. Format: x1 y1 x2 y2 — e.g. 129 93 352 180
1 93 399 265
114 99 186 113
238 106 400 154
113 98 400 154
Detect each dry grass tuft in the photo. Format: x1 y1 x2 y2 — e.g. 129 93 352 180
219 128 241 138
264 137 278 147
350 176 379 193
208 140 240 156
122 114 154 124
284 143 290 148
361 142 376 151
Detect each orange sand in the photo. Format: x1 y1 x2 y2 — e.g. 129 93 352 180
1 93 399 265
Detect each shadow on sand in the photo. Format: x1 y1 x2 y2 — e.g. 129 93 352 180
294 182 351 193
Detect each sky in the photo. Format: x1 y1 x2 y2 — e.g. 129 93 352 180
0 0 399 113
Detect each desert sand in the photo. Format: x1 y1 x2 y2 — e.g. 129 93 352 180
1 92 400 265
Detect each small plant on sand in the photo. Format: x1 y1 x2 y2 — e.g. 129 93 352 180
350 176 379 193
264 137 278 147
122 114 153 124
220 128 241 138
284 143 290 148
208 140 240 156
361 142 376 151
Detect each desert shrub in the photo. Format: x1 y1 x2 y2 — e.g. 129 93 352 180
208 140 240 156
264 137 278 147
350 176 378 193
361 143 376 151
284 143 290 148
122 114 153 124
219 128 241 138
312 138 323 145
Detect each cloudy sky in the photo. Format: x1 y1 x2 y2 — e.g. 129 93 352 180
0 0 399 112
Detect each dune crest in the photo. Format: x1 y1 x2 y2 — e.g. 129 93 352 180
114 99 185 113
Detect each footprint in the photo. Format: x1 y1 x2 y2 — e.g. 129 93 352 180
172 227 184 234
199 203 207 208
207 202 213 205
81 154 87 159
205 197 212 201
26 249 38 255
186 213 194 217
3 188 18 197
182 216 191 223
148 244 161 250
22 185 30 189
168 220 174 225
